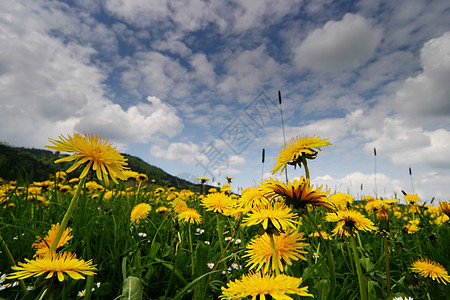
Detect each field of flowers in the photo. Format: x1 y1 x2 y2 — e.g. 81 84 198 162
0 133 449 300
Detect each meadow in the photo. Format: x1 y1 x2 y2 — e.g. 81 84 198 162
0 133 449 300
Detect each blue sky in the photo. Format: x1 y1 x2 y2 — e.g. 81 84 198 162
1 0 450 203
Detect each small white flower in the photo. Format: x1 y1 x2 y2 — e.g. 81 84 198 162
231 263 239 270
195 228 205 235
204 241 210 245
234 239 241 244
207 263 215 269
138 232 147 238
224 236 233 242
77 289 86 297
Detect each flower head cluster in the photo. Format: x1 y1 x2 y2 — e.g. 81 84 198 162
131 203 152 224
237 186 270 212
243 230 308 273
32 223 73 256
326 209 376 237
178 208 202 224
201 192 235 214
242 201 300 234
410 258 450 285
261 177 334 212
7 251 97 282
404 194 420 205
272 135 331 175
46 133 129 186
220 271 313 299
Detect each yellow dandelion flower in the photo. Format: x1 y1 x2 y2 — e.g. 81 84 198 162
329 192 354 210
411 258 450 285
439 201 450 218
130 203 152 224
68 178 79 184
404 223 419 234
326 209 376 237
309 229 332 240
404 194 420 205
171 199 188 213
261 177 334 212
32 224 73 256
136 173 148 182
237 186 270 212
220 271 313 299
364 199 386 213
361 196 376 202
197 178 209 184
46 133 129 186
178 208 202 224
272 135 331 175
242 201 300 233
201 192 235 214
243 230 308 273
221 184 231 194
7 251 97 282
123 170 138 180
156 206 168 214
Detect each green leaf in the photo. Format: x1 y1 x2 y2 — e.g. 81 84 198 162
121 276 143 300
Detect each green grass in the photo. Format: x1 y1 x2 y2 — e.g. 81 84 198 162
1 177 449 300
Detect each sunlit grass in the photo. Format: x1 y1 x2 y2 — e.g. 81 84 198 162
1 134 449 299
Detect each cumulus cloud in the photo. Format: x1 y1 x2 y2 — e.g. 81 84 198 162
293 13 381 72
0 2 183 148
151 141 200 164
75 96 184 143
364 118 450 169
103 0 302 34
394 31 450 120
218 45 285 96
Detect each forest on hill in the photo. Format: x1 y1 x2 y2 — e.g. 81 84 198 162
0 142 206 192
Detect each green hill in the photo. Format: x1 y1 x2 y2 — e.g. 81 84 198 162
0 142 207 192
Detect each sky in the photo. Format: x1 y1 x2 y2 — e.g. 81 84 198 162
1 0 450 204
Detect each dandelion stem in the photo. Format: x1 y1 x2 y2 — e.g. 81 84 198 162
269 233 281 275
188 223 195 276
0 234 28 294
383 236 391 297
302 158 310 180
350 233 367 300
50 177 86 252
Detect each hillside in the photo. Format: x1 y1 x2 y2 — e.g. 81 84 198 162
0 142 206 192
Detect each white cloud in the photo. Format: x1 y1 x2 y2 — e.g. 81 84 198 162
293 13 381 72
151 141 199 164
104 0 302 34
394 31 450 120
0 1 105 147
364 118 450 169
75 96 184 143
218 45 285 96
